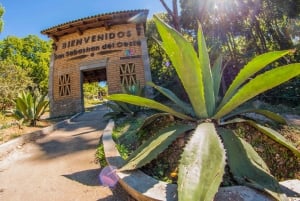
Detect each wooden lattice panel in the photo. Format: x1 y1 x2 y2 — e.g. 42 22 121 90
58 74 71 96
120 63 137 85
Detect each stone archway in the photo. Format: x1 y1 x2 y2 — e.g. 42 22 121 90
42 10 152 117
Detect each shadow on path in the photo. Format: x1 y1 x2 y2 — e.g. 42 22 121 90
97 183 136 201
62 168 100 186
34 105 108 160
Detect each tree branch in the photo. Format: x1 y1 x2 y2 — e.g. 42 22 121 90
159 0 181 32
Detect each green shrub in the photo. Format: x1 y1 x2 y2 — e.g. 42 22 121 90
104 82 145 120
10 91 49 126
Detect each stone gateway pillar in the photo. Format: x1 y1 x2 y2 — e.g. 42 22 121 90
41 10 152 117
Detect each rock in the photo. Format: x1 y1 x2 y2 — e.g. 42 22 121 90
280 179 300 201
284 114 300 126
214 186 273 201
214 180 300 201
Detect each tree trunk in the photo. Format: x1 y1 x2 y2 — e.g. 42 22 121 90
159 0 181 32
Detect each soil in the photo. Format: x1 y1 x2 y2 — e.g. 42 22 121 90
233 123 300 181
0 120 52 145
0 113 73 145
115 113 300 184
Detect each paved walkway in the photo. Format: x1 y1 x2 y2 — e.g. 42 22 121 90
0 105 133 201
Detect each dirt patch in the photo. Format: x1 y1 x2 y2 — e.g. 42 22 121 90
0 120 53 145
230 123 300 181
0 113 76 146
112 114 300 184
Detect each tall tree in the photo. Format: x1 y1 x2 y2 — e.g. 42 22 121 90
0 61 33 110
156 0 300 105
180 0 299 57
0 35 52 93
0 4 4 33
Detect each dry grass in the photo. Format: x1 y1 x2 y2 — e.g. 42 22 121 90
0 111 71 145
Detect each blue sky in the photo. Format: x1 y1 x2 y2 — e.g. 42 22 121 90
0 0 168 40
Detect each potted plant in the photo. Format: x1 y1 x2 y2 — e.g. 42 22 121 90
108 16 300 201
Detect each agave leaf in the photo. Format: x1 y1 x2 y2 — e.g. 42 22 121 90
154 15 208 118
122 81 144 96
103 112 122 120
108 94 194 121
178 123 226 201
27 93 34 120
246 120 300 158
221 118 300 158
197 23 215 116
106 102 123 113
224 107 287 124
35 95 49 119
32 94 37 118
115 101 133 114
13 110 24 120
15 98 28 117
147 82 194 116
219 128 287 201
212 55 223 100
220 50 294 107
119 124 194 171
251 110 286 124
13 92 48 126
137 113 171 132
215 63 300 119
35 100 49 119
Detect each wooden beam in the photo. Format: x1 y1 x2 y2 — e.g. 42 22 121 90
104 21 110 30
77 27 83 35
52 35 59 42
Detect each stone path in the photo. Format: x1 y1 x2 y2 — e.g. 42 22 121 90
0 105 133 201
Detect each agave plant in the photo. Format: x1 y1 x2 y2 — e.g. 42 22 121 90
104 82 145 120
12 91 49 126
108 16 300 201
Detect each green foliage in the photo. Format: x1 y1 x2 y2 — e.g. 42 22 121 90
180 0 297 55
83 82 107 100
112 116 146 156
122 81 145 96
95 143 108 167
103 101 133 120
262 76 300 106
108 16 300 201
11 91 49 126
215 63 300 119
104 83 146 120
120 124 194 171
0 4 4 33
146 15 183 98
147 82 194 115
219 128 287 200
220 50 294 106
108 94 193 121
83 82 107 107
179 0 300 106
0 61 33 110
0 35 52 94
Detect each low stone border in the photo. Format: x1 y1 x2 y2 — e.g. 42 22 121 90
102 120 177 201
0 112 82 160
102 119 300 201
